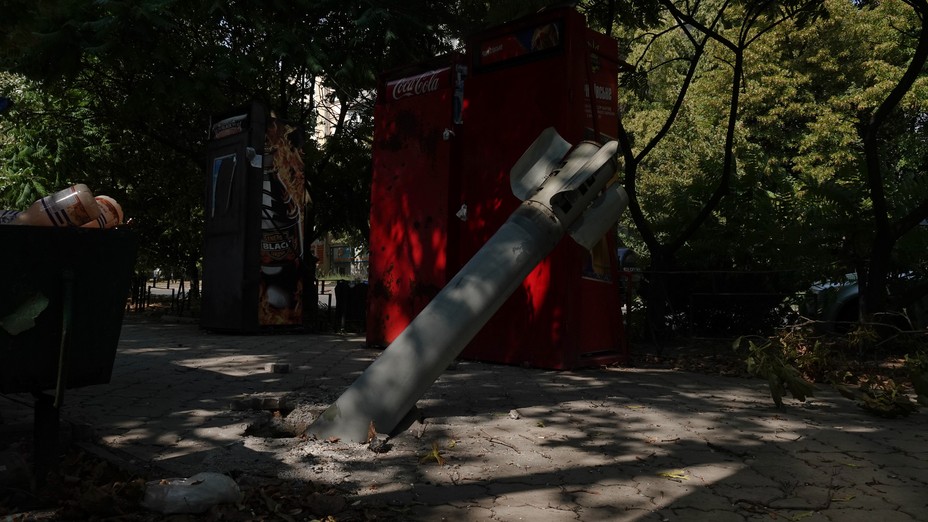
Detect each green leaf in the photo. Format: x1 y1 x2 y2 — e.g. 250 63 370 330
0 292 49 335
910 372 928 407
768 374 785 408
658 469 690 481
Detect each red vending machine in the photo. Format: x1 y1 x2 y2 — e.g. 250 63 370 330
367 56 467 344
368 7 628 369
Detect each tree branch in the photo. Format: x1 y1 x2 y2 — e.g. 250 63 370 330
864 0 928 240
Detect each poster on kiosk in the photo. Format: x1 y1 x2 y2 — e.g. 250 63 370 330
368 7 629 369
202 102 308 332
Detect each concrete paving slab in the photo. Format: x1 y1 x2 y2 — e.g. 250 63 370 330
2 321 927 521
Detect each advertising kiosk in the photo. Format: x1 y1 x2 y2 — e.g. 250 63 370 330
201 102 309 332
368 7 629 368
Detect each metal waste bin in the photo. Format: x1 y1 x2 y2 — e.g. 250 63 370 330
0 226 137 481
0 226 138 394
335 280 368 332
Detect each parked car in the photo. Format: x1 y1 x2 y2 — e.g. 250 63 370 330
803 272 928 331
804 273 861 327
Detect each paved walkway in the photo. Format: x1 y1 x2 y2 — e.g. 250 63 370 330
3 320 928 521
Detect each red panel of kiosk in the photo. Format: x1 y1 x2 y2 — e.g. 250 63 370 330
368 8 627 369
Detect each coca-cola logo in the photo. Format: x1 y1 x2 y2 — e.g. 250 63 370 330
390 68 447 100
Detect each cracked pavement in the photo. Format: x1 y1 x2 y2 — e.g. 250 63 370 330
5 320 927 521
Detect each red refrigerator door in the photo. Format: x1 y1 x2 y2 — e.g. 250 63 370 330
367 63 463 346
459 8 626 368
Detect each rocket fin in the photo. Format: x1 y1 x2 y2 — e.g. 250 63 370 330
546 141 617 215
510 127 572 201
567 184 629 250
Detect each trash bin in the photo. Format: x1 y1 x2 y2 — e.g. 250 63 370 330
335 281 368 332
0 226 137 481
0 226 138 394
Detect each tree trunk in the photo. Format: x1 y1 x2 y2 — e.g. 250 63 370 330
186 256 200 300
641 248 678 342
857 0 928 322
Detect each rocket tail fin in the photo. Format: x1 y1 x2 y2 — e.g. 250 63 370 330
510 127 572 201
567 184 629 250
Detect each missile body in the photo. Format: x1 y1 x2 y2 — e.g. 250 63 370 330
309 128 628 442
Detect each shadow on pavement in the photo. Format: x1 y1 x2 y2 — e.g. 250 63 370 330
3 321 926 521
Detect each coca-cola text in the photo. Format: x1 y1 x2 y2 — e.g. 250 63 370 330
389 68 447 100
